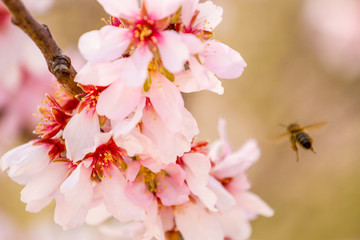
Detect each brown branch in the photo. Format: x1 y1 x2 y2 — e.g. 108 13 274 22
1 0 84 98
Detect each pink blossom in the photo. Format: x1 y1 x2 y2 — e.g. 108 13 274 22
78 0 189 87
1 141 51 185
125 162 190 208
174 1 246 94
208 119 274 239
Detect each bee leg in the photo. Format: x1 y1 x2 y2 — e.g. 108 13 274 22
290 136 299 161
310 146 316 154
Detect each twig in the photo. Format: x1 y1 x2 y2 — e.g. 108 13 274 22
1 0 84 98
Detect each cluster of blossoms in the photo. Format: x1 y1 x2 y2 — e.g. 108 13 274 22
1 0 273 239
0 0 53 153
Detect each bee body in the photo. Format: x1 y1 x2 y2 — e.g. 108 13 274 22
287 123 313 150
275 122 327 161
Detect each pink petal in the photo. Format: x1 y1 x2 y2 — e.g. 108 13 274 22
208 176 236 212
148 74 184 132
180 33 205 54
217 208 252 240
174 69 224 94
143 200 165 240
102 167 146 222
157 164 190 206
54 193 91 230
125 180 154 209
85 203 112 225
60 162 93 202
126 161 141 182
97 0 139 19
120 46 153 87
20 162 68 204
96 81 142 120
111 97 146 138
202 41 247 79
159 206 174 232
175 202 224 240
75 60 126 87
78 26 130 62
63 110 100 161
54 164 93 229
114 132 146 157
25 196 53 213
1 142 49 185
180 0 199 29
181 108 199 142
141 109 191 164
157 31 189 73
212 139 260 179
145 0 181 20
208 118 232 162
195 1 223 31
227 173 251 193
182 153 217 211
235 192 274 219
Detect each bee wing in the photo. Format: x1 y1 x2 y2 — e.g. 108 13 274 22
303 121 328 131
268 132 290 142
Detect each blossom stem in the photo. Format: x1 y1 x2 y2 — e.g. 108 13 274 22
1 0 84 98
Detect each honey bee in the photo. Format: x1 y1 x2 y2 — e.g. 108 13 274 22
276 122 327 161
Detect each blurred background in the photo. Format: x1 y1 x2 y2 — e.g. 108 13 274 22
1 0 360 239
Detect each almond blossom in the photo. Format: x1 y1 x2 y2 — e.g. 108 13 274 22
208 119 274 239
79 0 189 87
1 0 273 239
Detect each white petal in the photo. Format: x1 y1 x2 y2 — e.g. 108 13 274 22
145 0 181 20
1 142 49 184
217 208 252 240
63 111 100 161
75 60 126 86
202 41 247 79
86 203 112 225
195 1 223 31
25 196 53 213
21 162 68 203
97 81 142 120
60 162 93 202
102 167 146 222
175 202 224 240
236 192 274 218
158 31 189 73
78 26 130 62
120 46 153 87
208 176 236 212
54 192 92 230
174 69 224 95
97 0 139 19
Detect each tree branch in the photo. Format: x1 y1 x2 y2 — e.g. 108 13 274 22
1 0 84 98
